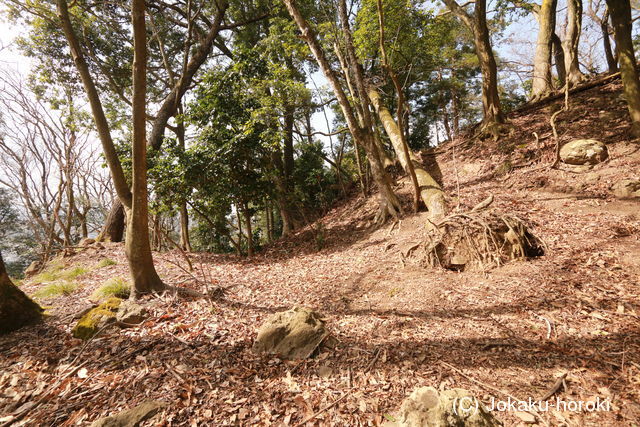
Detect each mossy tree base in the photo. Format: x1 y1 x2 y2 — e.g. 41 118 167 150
1 259 43 334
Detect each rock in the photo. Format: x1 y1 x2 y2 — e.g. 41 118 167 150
72 298 122 340
253 307 328 360
612 179 640 199
24 261 41 277
116 301 148 326
559 139 608 165
90 400 166 427
386 387 501 427
79 238 95 247
514 411 537 424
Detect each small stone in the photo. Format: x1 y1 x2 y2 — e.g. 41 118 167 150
90 400 166 427
79 238 95 247
116 301 148 326
611 178 640 199
318 365 333 378
514 411 537 424
253 307 328 360
560 139 608 165
23 261 41 277
385 387 502 427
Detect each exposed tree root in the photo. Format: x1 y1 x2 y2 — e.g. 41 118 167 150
421 209 545 271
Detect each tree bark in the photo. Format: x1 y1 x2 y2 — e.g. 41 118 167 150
601 9 618 72
607 0 640 136
243 202 253 257
127 0 165 296
369 89 447 219
97 199 125 242
531 0 558 100
1 251 42 334
551 33 566 88
563 0 586 86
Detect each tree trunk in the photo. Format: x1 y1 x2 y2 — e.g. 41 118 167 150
601 9 618 72
127 0 165 297
376 0 420 212
283 0 400 222
607 0 640 136
369 89 447 219
551 33 566 88
97 199 125 242
473 0 505 125
563 0 586 86
179 202 191 252
243 202 253 257
1 251 42 334
531 0 558 100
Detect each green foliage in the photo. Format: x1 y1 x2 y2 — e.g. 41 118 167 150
33 281 78 298
91 277 130 300
97 258 117 268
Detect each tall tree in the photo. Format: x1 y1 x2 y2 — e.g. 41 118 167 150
282 0 402 223
606 0 640 136
530 0 558 100
0 251 43 334
442 0 505 127
56 0 165 294
127 0 165 295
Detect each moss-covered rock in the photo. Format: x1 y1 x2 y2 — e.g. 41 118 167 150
72 297 122 340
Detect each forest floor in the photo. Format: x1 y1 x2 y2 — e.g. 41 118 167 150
1 78 640 426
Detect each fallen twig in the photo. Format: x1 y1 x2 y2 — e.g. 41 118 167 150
538 372 568 401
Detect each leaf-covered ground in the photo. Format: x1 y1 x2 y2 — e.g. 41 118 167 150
1 79 639 426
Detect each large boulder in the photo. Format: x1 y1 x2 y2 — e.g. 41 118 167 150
386 387 501 427
560 139 608 165
72 298 121 340
612 179 640 199
253 307 328 360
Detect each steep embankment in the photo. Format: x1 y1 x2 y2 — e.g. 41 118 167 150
1 78 639 426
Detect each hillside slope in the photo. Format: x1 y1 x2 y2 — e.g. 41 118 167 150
1 78 639 426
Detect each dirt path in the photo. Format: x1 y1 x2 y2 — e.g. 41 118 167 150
1 79 639 426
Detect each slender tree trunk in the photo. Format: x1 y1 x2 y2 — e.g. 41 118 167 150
97 199 125 242
283 0 400 222
473 0 505 125
376 0 420 212
531 0 558 100
1 251 42 334
127 0 165 296
601 9 618 72
451 88 460 135
179 203 191 252
369 89 448 219
443 0 504 126
243 202 253 257
551 33 566 88
563 0 586 86
607 0 640 137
